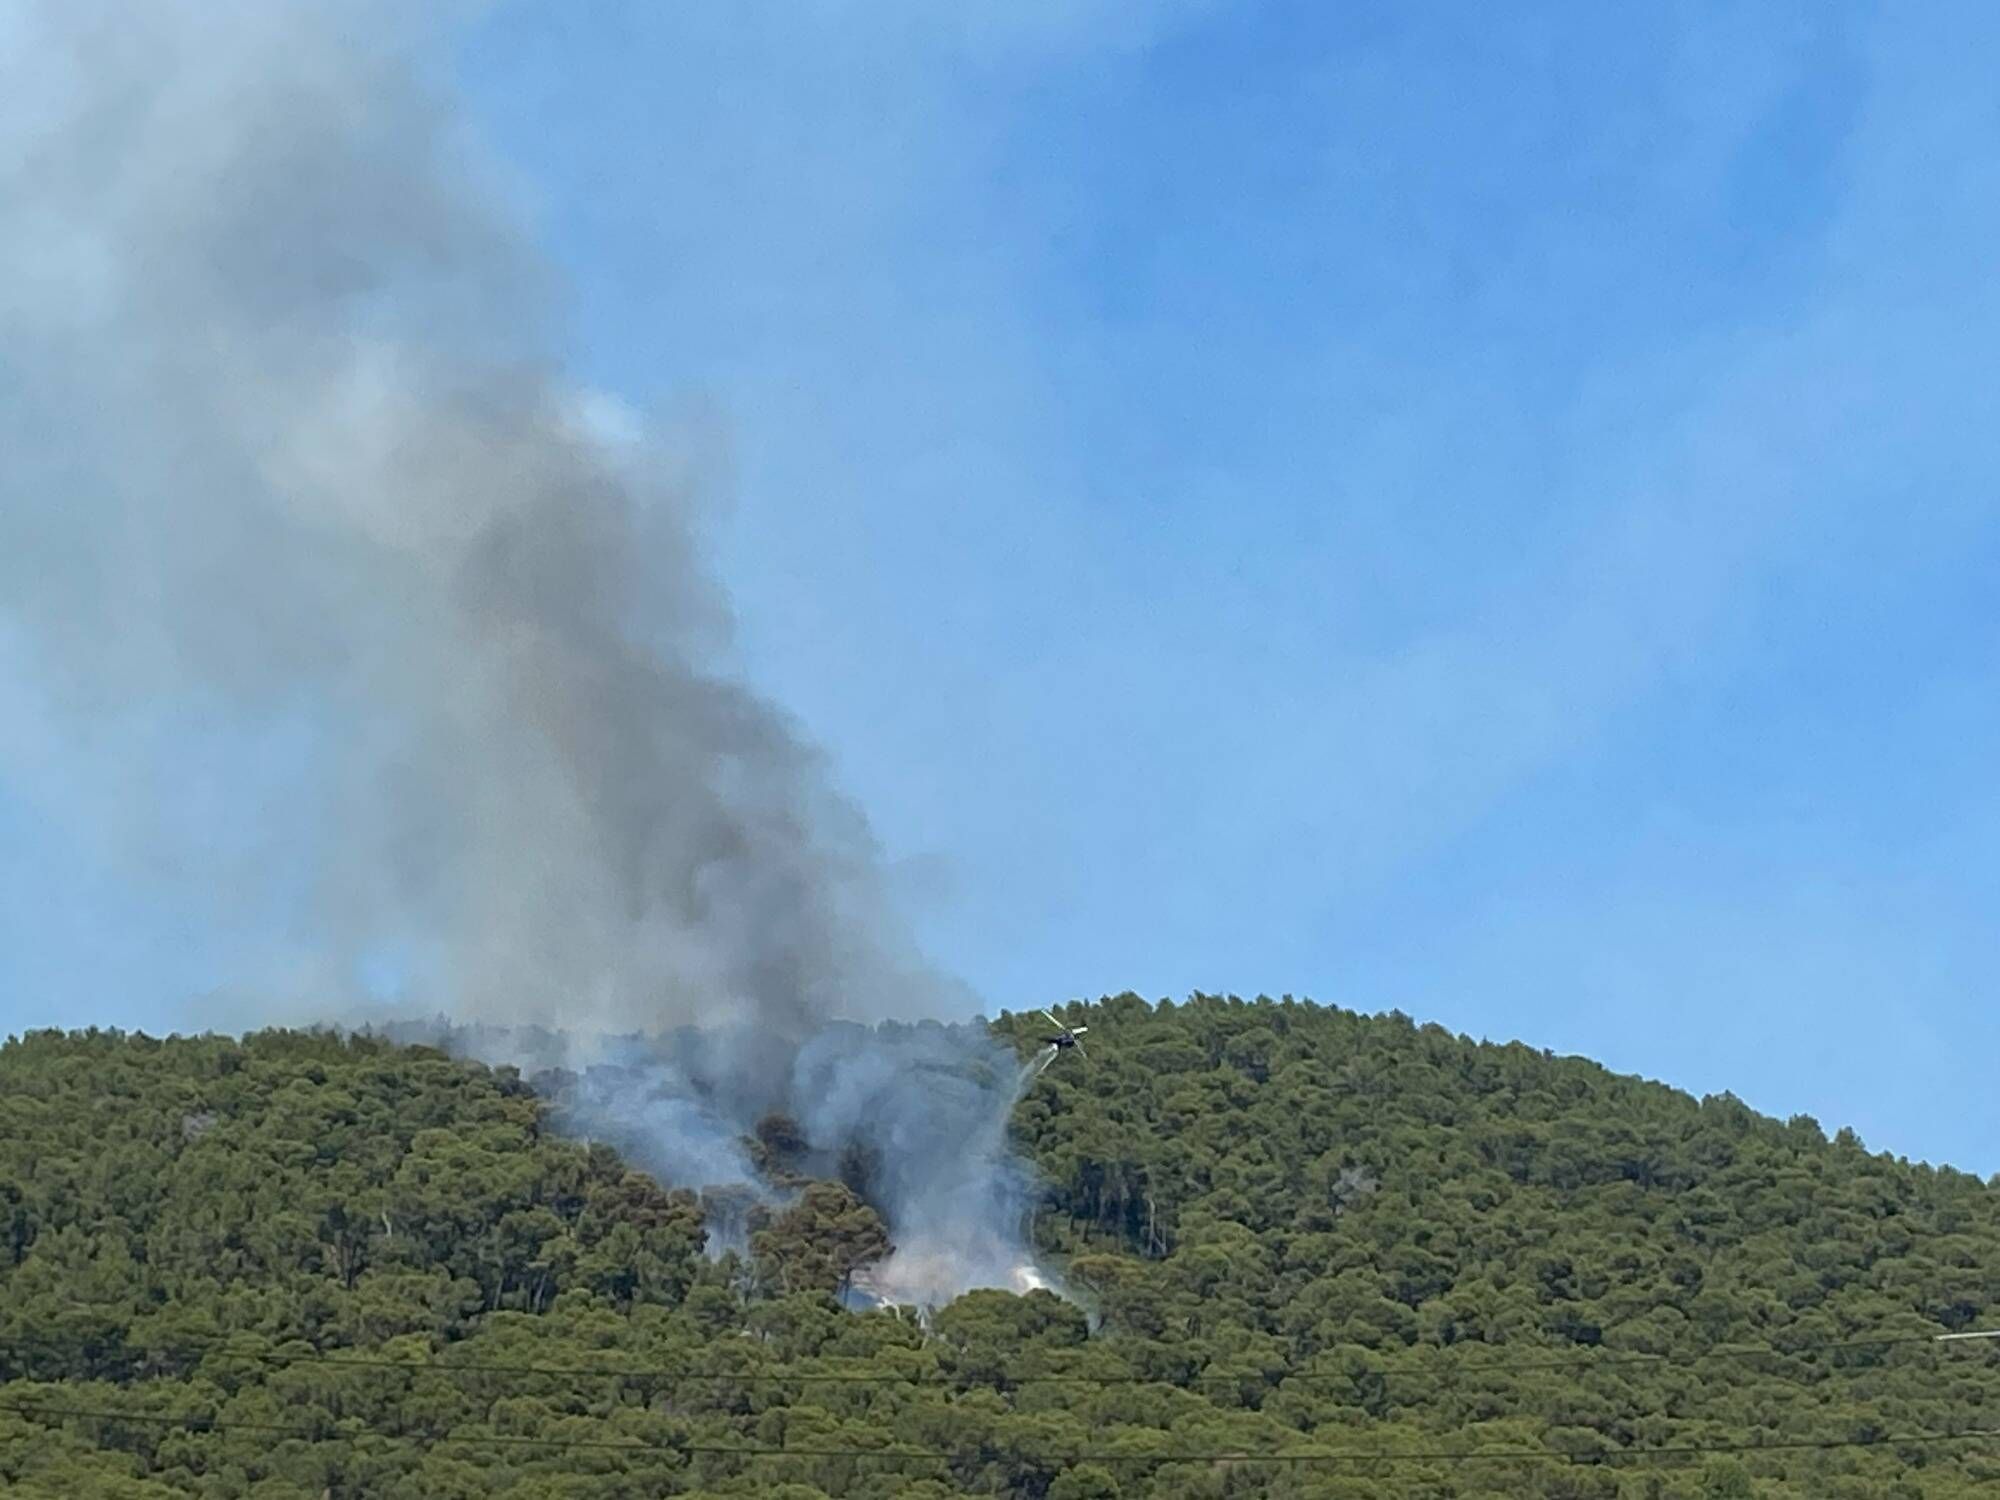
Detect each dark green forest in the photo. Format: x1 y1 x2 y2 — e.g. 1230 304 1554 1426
3 996 1996 1498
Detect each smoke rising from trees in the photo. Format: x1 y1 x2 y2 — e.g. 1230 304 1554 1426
416 1017 1046 1306
1 0 1037 1302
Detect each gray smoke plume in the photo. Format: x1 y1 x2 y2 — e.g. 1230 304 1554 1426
1 0 1044 1304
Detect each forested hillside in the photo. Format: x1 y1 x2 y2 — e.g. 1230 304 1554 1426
3 997 1997 1498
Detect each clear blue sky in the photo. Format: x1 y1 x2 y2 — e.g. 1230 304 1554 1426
5 1 1996 1172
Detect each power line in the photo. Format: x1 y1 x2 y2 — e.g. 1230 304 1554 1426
6 1326 1993 1388
5 1400 1998 1469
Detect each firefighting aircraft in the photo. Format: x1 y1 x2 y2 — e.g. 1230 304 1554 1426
1030 1009 1089 1075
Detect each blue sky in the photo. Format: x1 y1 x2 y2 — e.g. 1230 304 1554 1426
5 1 1996 1172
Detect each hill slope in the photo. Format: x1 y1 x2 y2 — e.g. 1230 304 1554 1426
3 998 1997 1498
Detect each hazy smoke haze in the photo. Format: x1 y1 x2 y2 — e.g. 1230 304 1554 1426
407 1016 1047 1306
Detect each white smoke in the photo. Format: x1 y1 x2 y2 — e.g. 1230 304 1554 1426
1 0 1043 1304
401 1016 1051 1305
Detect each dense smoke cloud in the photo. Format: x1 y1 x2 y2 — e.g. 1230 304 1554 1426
1 0 953 1035
2 0 1039 1302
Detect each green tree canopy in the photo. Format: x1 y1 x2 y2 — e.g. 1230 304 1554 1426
5 1003 1999 1498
